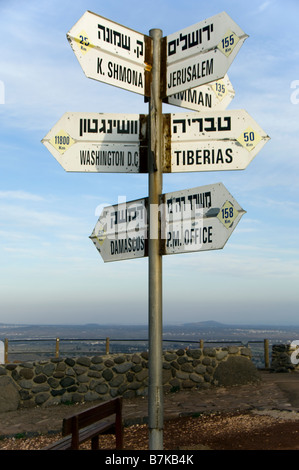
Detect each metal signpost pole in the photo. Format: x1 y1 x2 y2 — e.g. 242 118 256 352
148 28 163 450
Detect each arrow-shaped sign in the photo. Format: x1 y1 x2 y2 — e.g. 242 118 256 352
67 11 152 96
164 74 235 112
164 11 248 96
162 109 270 173
42 112 148 173
90 198 147 262
90 183 245 261
160 183 245 255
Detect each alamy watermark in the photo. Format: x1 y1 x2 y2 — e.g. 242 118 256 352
93 195 205 252
290 340 299 365
0 80 4 104
290 80 299 104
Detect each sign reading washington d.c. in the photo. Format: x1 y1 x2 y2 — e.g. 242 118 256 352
42 113 148 173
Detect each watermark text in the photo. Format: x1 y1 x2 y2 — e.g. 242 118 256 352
0 80 5 104
290 80 299 104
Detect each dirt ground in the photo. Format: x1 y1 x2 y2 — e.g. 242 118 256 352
2 371 299 452
1 410 299 451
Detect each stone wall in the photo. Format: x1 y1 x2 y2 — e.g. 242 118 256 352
0 346 258 412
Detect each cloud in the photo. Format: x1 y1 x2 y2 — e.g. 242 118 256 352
0 202 75 227
0 190 45 201
258 1 272 12
0 229 40 241
163 241 299 281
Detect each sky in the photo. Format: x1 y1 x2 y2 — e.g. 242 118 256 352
0 0 299 326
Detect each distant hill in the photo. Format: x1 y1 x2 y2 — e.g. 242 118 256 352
182 321 227 328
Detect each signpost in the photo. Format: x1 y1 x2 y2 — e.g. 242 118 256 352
67 11 152 96
164 11 248 96
164 74 235 112
42 112 148 173
163 109 270 173
43 9 271 451
89 183 244 261
147 29 164 450
90 198 147 262
161 183 245 255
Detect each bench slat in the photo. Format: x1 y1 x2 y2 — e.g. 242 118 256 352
44 419 116 450
43 397 123 450
62 398 121 435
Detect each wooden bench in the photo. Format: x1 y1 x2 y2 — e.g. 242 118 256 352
43 397 123 450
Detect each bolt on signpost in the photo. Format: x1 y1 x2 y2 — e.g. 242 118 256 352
42 10 270 450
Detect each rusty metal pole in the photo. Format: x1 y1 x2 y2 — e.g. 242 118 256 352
148 28 163 450
264 339 269 369
106 337 110 355
55 338 60 358
4 338 8 364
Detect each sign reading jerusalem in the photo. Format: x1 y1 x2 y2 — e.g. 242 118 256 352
67 11 152 96
42 112 148 173
164 12 248 96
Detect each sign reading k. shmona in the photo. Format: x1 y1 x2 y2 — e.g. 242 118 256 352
67 11 152 96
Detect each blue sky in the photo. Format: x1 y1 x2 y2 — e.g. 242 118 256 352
0 0 298 326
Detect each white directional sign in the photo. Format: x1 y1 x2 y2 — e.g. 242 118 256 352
161 183 245 255
67 11 152 96
90 198 147 262
162 109 270 173
90 184 245 261
42 112 148 173
164 74 235 112
164 12 248 96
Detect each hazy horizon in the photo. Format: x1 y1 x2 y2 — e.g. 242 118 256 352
2 320 299 328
